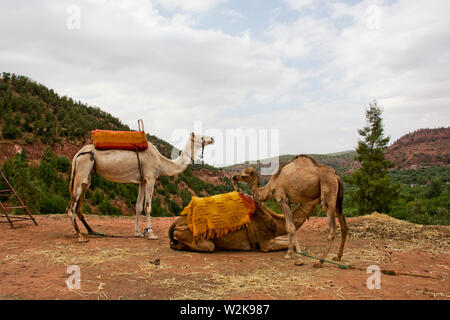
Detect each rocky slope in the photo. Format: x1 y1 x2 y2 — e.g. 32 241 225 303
385 127 450 169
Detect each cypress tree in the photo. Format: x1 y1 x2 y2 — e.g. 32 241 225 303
345 100 399 215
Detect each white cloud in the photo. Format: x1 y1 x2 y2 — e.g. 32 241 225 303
265 0 450 149
221 9 244 21
0 0 448 160
0 0 303 156
282 0 314 10
153 0 227 13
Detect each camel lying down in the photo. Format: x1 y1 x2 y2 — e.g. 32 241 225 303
169 199 320 257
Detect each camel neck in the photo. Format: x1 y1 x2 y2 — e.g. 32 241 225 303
249 177 273 202
159 139 197 176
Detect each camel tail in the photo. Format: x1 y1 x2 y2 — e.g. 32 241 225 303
336 177 344 216
68 155 78 196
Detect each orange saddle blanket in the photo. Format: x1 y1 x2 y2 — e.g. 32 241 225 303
92 129 148 151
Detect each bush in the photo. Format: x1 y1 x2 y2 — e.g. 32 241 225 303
151 198 170 217
178 189 192 207
2 121 22 139
83 204 92 214
91 190 105 205
164 182 177 194
98 199 121 215
56 156 71 173
168 199 182 215
38 192 67 214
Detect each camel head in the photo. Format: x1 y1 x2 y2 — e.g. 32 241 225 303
232 167 258 185
185 132 214 164
190 132 214 148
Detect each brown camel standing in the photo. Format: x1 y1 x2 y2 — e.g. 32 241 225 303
169 198 320 252
232 155 348 267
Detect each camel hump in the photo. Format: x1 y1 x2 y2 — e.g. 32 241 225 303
272 154 318 179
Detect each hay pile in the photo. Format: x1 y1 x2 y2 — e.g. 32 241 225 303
4 242 152 267
28 245 137 266
349 213 450 249
153 263 339 300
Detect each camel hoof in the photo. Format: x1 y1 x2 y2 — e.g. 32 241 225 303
147 232 159 240
294 258 304 266
332 256 341 261
78 236 89 243
170 242 182 250
313 262 323 268
284 253 293 259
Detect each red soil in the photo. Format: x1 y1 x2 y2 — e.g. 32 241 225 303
0 214 449 300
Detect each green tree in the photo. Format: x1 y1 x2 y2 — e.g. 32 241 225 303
39 147 57 186
344 100 399 215
425 177 443 198
2 109 22 139
1 151 40 214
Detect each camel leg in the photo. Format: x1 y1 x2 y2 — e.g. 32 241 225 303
333 213 348 261
259 239 289 252
171 228 215 252
279 198 304 265
314 209 336 268
67 184 88 243
75 184 96 235
135 181 146 236
174 239 215 252
67 157 94 242
144 178 158 240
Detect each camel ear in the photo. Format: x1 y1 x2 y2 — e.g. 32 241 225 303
190 132 195 138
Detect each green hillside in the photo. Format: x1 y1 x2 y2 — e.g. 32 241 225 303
0 73 234 216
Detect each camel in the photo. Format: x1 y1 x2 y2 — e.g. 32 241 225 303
67 132 214 242
232 155 348 268
169 197 321 253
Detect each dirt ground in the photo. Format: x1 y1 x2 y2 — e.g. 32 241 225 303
1 213 449 300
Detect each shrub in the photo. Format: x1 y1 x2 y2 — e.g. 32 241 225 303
178 189 192 207
38 192 67 214
151 198 170 217
91 190 105 205
98 199 121 215
168 199 182 215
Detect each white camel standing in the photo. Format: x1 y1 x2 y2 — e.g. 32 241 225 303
67 132 214 242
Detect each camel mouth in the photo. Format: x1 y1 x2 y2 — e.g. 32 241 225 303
207 137 214 145
232 175 242 182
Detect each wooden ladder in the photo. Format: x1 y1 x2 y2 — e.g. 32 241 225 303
0 170 37 229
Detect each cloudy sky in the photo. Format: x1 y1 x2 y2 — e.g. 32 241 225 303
1 0 449 166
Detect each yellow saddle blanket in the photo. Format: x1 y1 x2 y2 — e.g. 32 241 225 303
181 191 253 241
